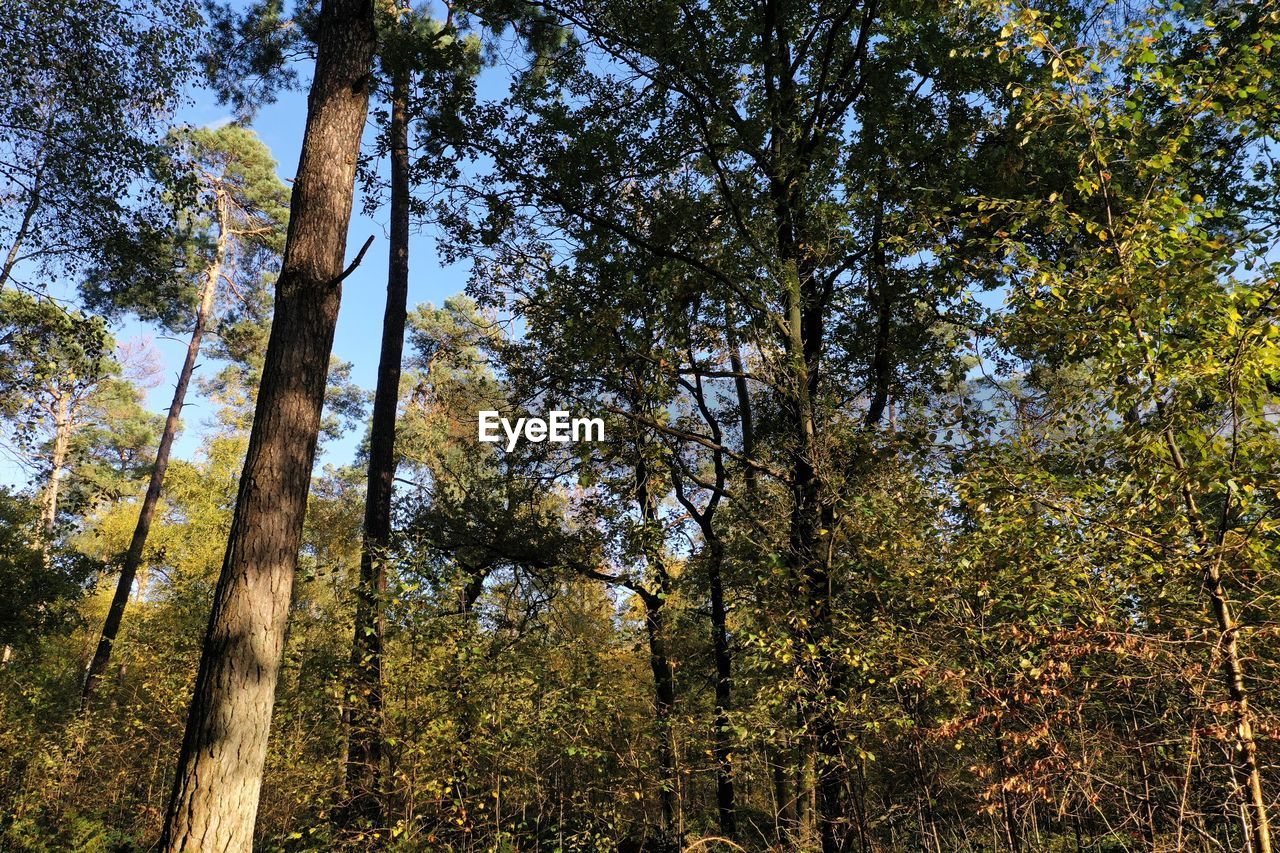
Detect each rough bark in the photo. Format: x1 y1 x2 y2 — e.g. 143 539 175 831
39 388 71 540
342 63 411 830
81 199 225 710
725 305 756 498
159 1 376 849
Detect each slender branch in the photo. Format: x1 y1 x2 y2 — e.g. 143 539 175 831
335 234 376 285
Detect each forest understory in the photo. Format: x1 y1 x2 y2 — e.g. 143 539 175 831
2 0 1280 850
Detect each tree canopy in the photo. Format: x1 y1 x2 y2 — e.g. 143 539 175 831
2 0 1280 851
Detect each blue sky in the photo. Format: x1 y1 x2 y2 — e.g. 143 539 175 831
174 87 474 469
0 28 502 490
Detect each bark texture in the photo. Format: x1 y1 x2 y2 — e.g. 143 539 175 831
39 389 71 539
343 65 411 827
159 2 376 849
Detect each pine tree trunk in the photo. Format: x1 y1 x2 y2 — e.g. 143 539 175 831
39 388 71 540
81 206 225 710
725 304 756 497
343 63 411 830
158 2 376 849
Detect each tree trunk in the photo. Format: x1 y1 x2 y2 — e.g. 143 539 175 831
1194 503 1270 853
39 388 71 540
1157 398 1271 853
159 1 376 849
633 454 678 840
81 202 225 710
707 537 737 838
0 175 41 291
643 594 678 835
1205 535 1271 853
773 745 795 839
865 201 892 428
781 262 846 852
797 743 818 845
725 304 756 497
343 63 411 830
0 127 49 291
674 357 738 839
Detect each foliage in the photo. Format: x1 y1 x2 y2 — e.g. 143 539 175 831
0 0 201 289
0 490 95 649
0 290 158 523
3 0 1280 851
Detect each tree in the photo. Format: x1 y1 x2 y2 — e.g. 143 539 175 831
190 0 555 834
343 0 547 828
341 3 480 827
977 4 1280 848
158 0 377 847
3 1 1280 849
390 297 600 840
80 124 290 708
0 290 118 541
0 489 95 652
0 0 200 291
444 0 1043 844
492 251 753 840
61 346 166 515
